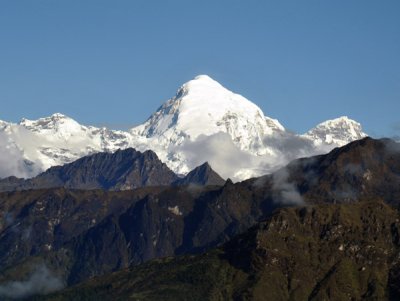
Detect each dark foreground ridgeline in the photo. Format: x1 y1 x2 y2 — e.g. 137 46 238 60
36 201 400 301
0 137 399 300
0 149 226 192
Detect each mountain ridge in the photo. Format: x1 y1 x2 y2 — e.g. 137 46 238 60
0 75 367 180
173 162 225 186
0 149 227 192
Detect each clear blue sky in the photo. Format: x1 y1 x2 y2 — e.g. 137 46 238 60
0 0 399 137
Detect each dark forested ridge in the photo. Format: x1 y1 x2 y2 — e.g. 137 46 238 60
0 137 399 300
37 201 400 301
0 148 226 192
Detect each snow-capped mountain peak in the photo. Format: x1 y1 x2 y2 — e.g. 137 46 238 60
133 75 285 156
20 113 83 136
303 116 367 146
186 74 225 89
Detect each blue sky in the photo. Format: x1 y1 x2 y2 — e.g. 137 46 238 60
0 0 399 137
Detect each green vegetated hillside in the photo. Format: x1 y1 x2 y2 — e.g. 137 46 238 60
37 201 400 301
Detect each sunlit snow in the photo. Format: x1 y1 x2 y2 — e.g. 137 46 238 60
0 75 367 180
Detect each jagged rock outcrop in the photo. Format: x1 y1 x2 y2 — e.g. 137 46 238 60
173 162 225 186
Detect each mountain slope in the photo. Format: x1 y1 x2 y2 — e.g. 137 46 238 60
35 201 400 301
173 162 225 186
0 148 178 191
273 137 400 205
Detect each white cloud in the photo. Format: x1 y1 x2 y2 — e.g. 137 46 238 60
0 264 64 299
177 133 281 181
272 167 304 205
0 131 41 179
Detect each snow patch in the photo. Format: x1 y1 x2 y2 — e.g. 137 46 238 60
168 205 183 216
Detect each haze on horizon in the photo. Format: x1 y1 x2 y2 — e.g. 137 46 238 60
0 0 399 137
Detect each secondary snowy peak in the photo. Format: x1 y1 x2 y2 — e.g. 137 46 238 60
133 75 285 154
303 116 367 146
0 113 134 178
20 113 84 138
18 113 131 150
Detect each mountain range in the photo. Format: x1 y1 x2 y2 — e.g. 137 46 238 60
0 148 225 192
0 75 366 181
0 137 399 300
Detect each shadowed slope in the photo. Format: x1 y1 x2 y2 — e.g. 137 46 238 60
0 148 178 191
174 162 225 186
36 201 400 301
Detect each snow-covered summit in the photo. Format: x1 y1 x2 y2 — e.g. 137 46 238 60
303 116 367 146
20 113 84 138
133 75 284 155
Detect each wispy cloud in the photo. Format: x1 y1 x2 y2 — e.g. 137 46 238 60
0 264 64 299
177 131 331 182
178 133 280 181
264 132 315 160
272 167 304 205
